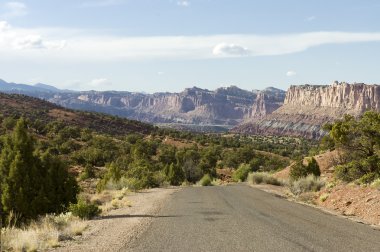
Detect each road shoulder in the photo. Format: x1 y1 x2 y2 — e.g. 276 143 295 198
54 187 179 252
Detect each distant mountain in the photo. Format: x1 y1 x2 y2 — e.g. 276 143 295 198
0 79 286 129
33 83 62 92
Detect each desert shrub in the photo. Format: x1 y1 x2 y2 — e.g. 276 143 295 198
124 177 146 191
152 170 169 187
290 158 320 181
69 199 101 220
334 161 366 182
232 163 251 182
79 164 96 181
199 174 212 186
290 175 325 195
358 172 379 185
248 172 282 186
319 193 329 202
167 163 185 186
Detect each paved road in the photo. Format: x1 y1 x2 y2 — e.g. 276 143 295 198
125 184 380 252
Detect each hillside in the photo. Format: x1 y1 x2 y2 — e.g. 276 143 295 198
0 92 155 135
233 81 380 139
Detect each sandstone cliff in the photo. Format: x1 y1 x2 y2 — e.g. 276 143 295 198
233 82 380 138
0 80 285 128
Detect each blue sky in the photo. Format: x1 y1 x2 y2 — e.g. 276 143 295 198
0 0 380 92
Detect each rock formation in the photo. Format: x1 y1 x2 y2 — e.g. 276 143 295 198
233 82 380 138
0 80 285 128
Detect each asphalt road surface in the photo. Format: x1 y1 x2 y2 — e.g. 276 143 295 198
125 184 380 252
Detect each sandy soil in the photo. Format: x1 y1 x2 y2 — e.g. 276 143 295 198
264 149 380 227
317 184 380 226
55 187 179 252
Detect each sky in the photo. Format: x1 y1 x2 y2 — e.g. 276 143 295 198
0 0 380 92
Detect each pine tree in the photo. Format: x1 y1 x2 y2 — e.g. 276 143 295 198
0 118 78 223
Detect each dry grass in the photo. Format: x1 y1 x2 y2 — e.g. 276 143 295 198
91 188 132 213
371 178 380 190
290 175 325 195
248 172 283 186
1 212 87 251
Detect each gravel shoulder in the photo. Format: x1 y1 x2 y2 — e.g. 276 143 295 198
55 187 179 252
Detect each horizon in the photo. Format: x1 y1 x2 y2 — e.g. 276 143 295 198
1 0 380 92
2 77 378 94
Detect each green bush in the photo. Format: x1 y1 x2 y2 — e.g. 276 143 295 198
290 158 320 181
199 174 212 186
290 175 325 195
232 163 251 182
335 161 365 182
358 172 379 185
69 199 101 220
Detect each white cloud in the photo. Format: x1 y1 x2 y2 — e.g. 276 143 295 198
2 22 380 62
90 78 112 87
1 2 27 18
0 21 66 50
79 0 125 8
63 78 112 90
157 71 165 75
177 1 190 7
213 43 250 56
286 71 297 77
306 16 316 22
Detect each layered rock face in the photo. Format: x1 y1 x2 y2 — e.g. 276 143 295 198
0 80 285 127
51 86 285 126
234 82 380 138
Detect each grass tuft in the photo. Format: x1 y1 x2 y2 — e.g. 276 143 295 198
290 175 325 195
248 172 282 186
198 174 212 186
371 178 380 190
1 213 87 251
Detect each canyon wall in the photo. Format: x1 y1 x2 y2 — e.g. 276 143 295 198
0 80 285 128
234 82 380 138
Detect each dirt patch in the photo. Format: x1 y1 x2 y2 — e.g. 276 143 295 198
216 168 234 183
54 187 179 252
163 137 196 149
317 184 380 226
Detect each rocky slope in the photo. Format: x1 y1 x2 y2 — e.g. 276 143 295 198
0 79 286 128
234 82 380 138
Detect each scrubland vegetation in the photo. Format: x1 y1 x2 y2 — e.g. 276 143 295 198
321 111 380 185
5 95 380 250
0 108 310 250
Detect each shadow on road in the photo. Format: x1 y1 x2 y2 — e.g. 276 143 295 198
98 214 181 220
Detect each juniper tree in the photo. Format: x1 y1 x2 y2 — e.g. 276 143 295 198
0 118 78 223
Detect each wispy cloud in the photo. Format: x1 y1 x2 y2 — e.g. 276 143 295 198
213 43 250 56
0 21 66 50
1 1 27 18
306 16 316 22
177 1 190 7
64 78 112 90
286 71 297 77
2 22 380 62
79 0 125 8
